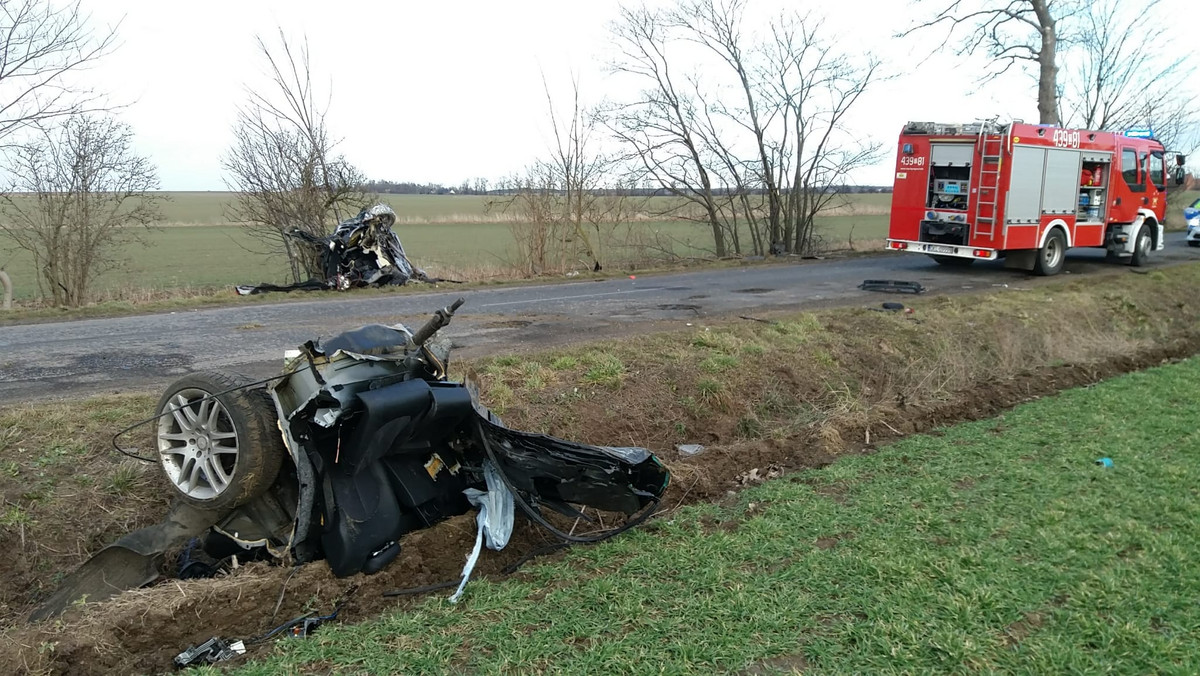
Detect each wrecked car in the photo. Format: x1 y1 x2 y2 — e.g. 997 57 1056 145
235 204 439 295
31 299 669 620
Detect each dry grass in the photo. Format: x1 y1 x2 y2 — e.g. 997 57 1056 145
0 393 165 620
3 263 1200 674
469 265 1200 459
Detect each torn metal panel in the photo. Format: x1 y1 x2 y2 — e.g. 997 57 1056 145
34 298 670 620
235 204 435 296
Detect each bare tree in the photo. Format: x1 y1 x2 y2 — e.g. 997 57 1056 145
0 0 116 145
904 0 1078 125
763 16 883 254
222 30 365 283
0 115 161 306
609 3 729 257
495 76 630 274
1061 0 1196 153
609 0 881 257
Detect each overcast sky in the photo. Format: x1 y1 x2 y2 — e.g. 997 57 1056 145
78 0 1192 191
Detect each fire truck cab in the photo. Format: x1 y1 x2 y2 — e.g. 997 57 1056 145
885 121 1173 275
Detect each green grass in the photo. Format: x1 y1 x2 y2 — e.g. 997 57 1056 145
0 193 890 301
226 357 1200 675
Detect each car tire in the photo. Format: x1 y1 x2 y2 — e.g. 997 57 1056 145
1188 241 1200 248
155 370 285 509
1033 228 1067 276
1129 224 1152 267
929 255 975 267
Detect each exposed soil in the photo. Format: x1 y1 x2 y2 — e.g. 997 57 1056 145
4 265 1200 675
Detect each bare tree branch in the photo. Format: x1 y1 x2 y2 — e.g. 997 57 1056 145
0 114 162 306
221 30 365 283
608 0 882 257
902 0 1076 124
0 0 117 145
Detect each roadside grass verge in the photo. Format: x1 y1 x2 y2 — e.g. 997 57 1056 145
3 263 1200 673
0 394 163 619
228 356 1200 675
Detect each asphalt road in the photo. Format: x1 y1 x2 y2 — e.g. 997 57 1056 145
4 235 1199 402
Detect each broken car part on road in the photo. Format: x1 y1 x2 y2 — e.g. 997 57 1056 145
858 279 926 294
235 204 459 296
31 297 670 621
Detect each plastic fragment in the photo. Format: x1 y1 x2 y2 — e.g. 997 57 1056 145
449 461 514 603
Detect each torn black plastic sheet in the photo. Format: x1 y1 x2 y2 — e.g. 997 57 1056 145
480 420 667 515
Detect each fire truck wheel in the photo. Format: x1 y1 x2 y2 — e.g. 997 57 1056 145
929 255 975 267
1129 225 1152 267
1033 228 1067 276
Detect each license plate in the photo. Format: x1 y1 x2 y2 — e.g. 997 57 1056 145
925 245 955 254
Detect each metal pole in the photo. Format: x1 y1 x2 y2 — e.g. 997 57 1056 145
0 270 11 310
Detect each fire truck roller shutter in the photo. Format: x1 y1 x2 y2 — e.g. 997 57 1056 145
931 144 974 166
1041 149 1083 219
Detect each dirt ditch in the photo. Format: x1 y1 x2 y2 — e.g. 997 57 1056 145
3 263 1200 675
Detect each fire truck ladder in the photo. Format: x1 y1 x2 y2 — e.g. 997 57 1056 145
972 123 1007 240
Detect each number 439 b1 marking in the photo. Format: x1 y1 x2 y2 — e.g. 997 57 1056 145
1053 129 1081 149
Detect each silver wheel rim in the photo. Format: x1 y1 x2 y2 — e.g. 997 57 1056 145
157 389 239 500
1137 232 1150 258
1044 236 1063 269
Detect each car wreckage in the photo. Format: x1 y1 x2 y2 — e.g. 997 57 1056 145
235 204 441 296
31 299 670 621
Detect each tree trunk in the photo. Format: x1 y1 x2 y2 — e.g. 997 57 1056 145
1032 0 1059 125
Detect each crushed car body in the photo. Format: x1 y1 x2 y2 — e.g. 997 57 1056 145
235 204 435 295
31 298 669 621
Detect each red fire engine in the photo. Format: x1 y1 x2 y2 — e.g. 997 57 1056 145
885 121 1174 275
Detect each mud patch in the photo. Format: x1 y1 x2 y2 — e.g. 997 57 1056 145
734 288 774 294
1002 611 1045 646
741 653 810 675
657 304 702 311
484 320 534 329
815 533 854 550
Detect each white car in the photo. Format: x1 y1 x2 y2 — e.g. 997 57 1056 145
1186 197 1200 248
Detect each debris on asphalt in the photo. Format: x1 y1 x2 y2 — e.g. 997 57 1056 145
858 279 926 294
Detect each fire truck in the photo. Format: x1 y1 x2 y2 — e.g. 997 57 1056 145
885 120 1178 275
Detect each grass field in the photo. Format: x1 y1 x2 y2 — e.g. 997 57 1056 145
4 263 1200 673
225 356 1200 675
2 190 1195 303
0 192 892 301
150 192 897 227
